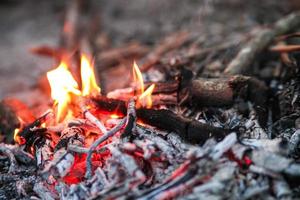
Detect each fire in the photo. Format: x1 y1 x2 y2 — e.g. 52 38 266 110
81 54 101 96
47 61 81 122
133 61 144 95
47 54 101 123
14 128 25 145
13 117 26 144
14 128 21 144
132 61 155 108
110 114 121 119
139 84 155 108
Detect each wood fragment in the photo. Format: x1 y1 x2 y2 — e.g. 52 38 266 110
82 106 107 134
42 127 84 179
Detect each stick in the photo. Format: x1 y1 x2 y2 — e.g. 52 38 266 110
82 106 107 134
85 117 127 178
122 99 137 139
224 11 300 75
270 44 300 52
89 97 231 144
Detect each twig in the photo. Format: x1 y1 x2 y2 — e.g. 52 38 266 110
85 117 127 178
82 106 107 134
122 99 137 139
270 44 300 52
224 11 300 75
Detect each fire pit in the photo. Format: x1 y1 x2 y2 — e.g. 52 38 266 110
1 0 300 199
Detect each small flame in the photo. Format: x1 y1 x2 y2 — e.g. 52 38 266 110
139 84 155 108
80 54 101 96
110 114 121 119
132 61 155 108
14 128 26 145
14 117 26 145
14 128 20 143
132 61 144 95
47 61 81 122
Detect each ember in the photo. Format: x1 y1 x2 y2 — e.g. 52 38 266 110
1 1 300 200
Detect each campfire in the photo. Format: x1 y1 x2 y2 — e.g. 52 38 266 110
2 1 300 199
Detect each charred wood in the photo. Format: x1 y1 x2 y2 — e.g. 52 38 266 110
90 97 232 144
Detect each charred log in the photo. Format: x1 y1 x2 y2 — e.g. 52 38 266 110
90 97 232 144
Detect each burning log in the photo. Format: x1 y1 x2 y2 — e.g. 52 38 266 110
224 11 300 75
107 75 268 111
89 96 232 144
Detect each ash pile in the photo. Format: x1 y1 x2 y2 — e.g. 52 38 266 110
1 1 300 200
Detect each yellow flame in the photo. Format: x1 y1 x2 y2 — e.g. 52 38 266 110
110 114 120 119
81 54 101 96
139 84 155 108
14 128 20 143
132 61 155 108
132 61 144 95
47 61 81 122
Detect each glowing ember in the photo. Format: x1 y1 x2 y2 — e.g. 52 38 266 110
80 54 101 96
47 61 81 122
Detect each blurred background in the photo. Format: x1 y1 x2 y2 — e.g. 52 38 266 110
0 0 297 98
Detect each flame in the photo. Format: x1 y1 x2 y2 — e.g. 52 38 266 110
110 114 121 119
80 54 101 96
139 84 155 108
133 61 144 95
14 128 25 145
14 128 21 143
132 61 155 108
47 61 81 122
14 117 26 145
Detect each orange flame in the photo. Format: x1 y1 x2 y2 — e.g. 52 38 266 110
132 61 155 108
80 54 101 96
47 61 81 122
